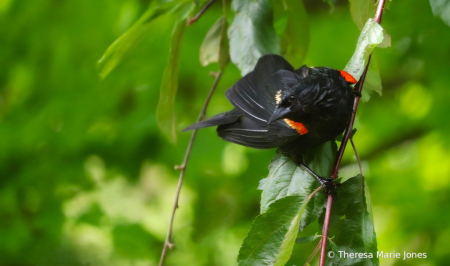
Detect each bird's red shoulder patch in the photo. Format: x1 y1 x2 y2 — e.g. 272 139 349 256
339 70 357 84
284 119 308 135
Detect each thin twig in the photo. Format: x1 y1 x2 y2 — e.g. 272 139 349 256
158 71 223 266
308 185 324 201
302 187 329 264
304 239 322 266
319 1 386 265
187 0 218 26
350 138 363 176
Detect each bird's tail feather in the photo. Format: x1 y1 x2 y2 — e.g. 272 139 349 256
183 112 238 132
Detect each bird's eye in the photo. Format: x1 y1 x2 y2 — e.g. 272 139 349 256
288 95 297 102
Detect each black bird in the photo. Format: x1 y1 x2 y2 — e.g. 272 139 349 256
184 54 356 196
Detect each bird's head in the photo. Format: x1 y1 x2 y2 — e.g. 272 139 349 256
267 88 303 124
268 69 355 125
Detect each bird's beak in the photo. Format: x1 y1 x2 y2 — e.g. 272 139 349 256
268 107 290 124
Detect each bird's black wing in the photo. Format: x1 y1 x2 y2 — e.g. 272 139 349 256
225 54 299 123
216 55 311 148
184 54 311 149
217 116 299 149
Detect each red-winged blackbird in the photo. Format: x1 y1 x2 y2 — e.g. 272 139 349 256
184 54 356 196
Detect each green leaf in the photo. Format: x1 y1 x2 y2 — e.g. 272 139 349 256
344 19 384 82
260 142 337 230
156 19 186 143
97 1 189 78
361 57 382 102
259 151 298 213
430 0 450 27
321 175 379 265
238 195 309 266
300 141 337 230
378 31 392 48
302 141 338 178
349 0 375 30
296 233 321 244
271 0 310 67
199 16 230 70
336 128 357 142
228 0 280 76
327 238 340 254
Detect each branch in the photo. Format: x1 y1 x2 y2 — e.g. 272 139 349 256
158 71 223 266
187 0 218 26
319 1 386 265
308 185 325 201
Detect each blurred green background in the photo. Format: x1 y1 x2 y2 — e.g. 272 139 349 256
1 0 450 265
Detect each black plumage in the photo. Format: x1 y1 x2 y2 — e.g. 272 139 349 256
184 54 355 161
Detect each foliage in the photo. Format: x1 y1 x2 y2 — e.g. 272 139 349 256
238 7 385 261
271 0 310 67
97 1 193 78
320 175 378 265
228 0 280 76
430 0 450 27
237 195 309 266
244 142 335 265
344 18 384 101
199 16 229 69
1 0 450 266
349 0 375 30
157 19 188 143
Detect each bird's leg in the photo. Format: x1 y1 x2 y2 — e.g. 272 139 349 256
299 163 337 200
285 152 338 199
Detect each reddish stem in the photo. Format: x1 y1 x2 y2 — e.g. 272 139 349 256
319 1 386 265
